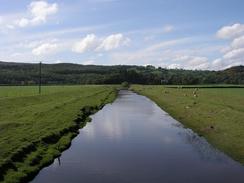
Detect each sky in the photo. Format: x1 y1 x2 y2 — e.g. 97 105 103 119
0 0 244 70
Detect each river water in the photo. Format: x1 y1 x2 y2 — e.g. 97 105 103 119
32 90 244 183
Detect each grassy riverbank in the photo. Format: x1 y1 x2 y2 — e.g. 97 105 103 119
0 85 117 183
131 85 244 164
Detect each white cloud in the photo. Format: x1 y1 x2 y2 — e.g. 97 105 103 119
32 42 58 55
211 57 243 70
231 35 244 48
211 57 242 70
212 59 222 69
168 55 210 70
110 38 191 65
217 23 244 39
7 1 59 28
109 36 214 70
223 48 244 60
213 23 244 70
97 33 130 51
0 16 3 24
167 63 180 69
28 1 58 25
15 38 60 50
16 18 29 27
162 25 174 33
6 24 15 29
72 34 98 53
186 57 210 70
72 33 130 53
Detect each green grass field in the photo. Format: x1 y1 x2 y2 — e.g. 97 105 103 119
1 84 244 182
0 85 117 183
131 85 244 164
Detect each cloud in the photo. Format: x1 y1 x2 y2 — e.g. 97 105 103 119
213 23 244 69
217 23 244 39
0 16 3 24
16 18 29 27
172 55 210 70
28 1 58 25
72 34 98 53
0 15 16 32
231 35 244 48
162 25 174 33
72 33 130 53
97 34 130 51
212 57 243 70
211 57 243 70
110 38 191 65
8 1 58 29
6 24 15 30
167 63 180 69
223 48 244 60
109 36 216 70
32 42 58 55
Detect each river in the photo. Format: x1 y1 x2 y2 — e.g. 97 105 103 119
31 90 244 183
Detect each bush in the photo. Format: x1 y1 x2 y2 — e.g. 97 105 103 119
121 81 129 88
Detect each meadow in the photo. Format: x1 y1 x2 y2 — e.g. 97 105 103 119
131 85 244 164
1 84 244 182
0 85 117 183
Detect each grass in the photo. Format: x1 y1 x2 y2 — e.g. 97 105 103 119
131 85 244 164
0 85 117 183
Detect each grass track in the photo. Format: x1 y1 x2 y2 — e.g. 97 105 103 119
131 85 244 164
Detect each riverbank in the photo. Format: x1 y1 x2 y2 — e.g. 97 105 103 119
31 90 244 183
131 85 244 164
0 85 117 183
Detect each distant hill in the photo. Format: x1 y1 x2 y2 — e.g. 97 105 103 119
0 61 243 85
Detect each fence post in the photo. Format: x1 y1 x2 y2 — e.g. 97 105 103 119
39 61 42 94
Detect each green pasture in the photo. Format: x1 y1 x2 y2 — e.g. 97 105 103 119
0 85 117 183
131 85 244 164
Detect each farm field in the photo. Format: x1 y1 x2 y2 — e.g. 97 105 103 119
131 85 244 164
0 85 117 183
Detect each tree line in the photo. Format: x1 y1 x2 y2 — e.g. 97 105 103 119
0 61 243 85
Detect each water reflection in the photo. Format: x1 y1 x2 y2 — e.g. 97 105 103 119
32 90 244 183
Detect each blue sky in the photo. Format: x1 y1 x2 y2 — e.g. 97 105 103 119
0 0 244 70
